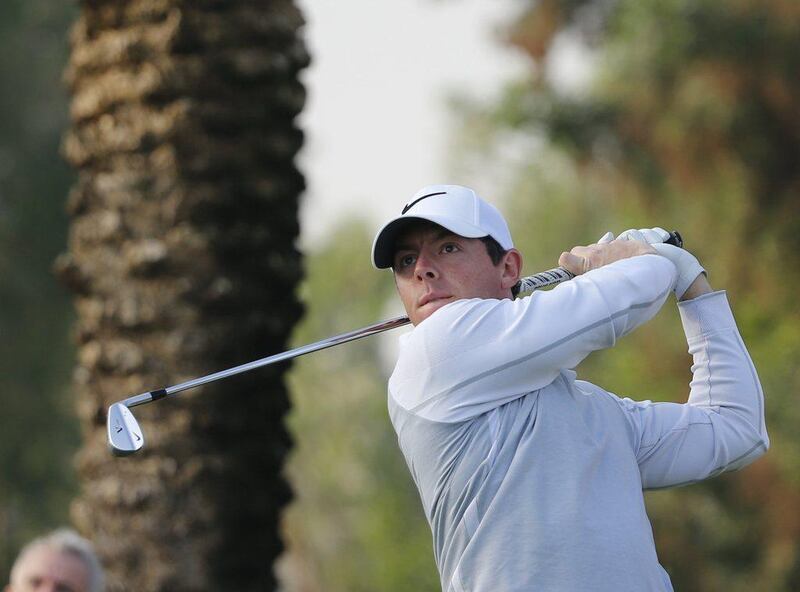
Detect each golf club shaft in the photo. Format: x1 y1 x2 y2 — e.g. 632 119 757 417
121 229 683 410
121 314 411 408
120 265 575 409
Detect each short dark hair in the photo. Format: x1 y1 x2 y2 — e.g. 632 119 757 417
480 236 521 298
480 236 507 266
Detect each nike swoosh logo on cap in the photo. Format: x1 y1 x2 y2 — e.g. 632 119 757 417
402 191 447 214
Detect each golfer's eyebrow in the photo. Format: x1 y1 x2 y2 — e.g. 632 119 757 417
394 229 456 253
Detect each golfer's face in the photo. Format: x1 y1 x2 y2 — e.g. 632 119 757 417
392 225 510 325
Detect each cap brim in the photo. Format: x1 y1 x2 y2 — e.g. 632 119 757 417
371 215 489 269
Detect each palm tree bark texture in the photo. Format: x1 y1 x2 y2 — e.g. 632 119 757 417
56 1 308 589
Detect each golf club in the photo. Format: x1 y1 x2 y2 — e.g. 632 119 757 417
108 231 683 456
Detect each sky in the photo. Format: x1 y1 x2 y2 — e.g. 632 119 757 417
294 0 527 247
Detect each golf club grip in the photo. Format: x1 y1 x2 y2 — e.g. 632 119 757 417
515 230 683 294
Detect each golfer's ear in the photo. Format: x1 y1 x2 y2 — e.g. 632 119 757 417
501 249 522 290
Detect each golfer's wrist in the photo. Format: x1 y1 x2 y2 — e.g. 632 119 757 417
678 273 712 301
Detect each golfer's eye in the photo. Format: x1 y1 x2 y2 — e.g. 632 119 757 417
397 254 416 268
442 243 460 254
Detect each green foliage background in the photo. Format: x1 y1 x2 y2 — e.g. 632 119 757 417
475 1 800 588
282 1 800 590
0 0 79 581
1 0 798 590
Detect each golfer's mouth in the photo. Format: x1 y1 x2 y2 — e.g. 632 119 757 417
418 294 453 309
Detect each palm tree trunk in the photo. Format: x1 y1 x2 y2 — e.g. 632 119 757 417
56 2 308 589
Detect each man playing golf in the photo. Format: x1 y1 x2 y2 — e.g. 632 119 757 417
371 185 769 591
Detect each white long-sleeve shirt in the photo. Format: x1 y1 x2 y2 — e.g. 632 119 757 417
387 254 768 592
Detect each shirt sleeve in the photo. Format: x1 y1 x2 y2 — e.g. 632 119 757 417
390 254 677 422
617 291 769 489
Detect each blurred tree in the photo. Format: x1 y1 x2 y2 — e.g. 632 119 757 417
0 0 79 581
450 0 800 589
278 222 440 592
56 1 308 589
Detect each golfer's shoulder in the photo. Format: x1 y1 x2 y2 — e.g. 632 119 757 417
414 297 514 340
398 298 512 364
573 379 643 436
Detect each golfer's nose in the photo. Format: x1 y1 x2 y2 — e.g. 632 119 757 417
415 254 438 281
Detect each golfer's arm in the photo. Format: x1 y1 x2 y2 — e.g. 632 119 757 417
397 255 676 423
546 254 676 343
632 291 769 489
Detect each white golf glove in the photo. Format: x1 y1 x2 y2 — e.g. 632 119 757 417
597 231 615 244
616 227 671 245
616 227 705 299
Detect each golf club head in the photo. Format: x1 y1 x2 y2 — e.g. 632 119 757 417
107 403 144 456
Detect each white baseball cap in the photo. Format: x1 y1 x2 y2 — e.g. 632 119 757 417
371 184 514 269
